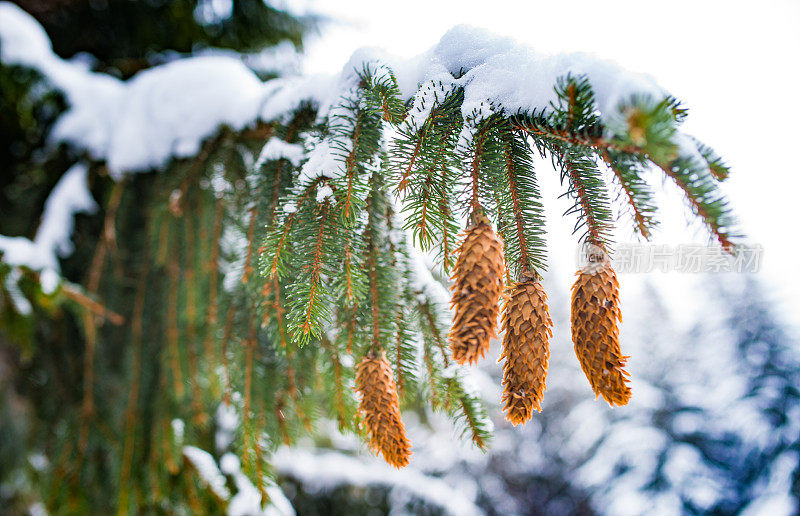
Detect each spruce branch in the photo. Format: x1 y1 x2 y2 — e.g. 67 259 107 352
442 371 492 451
419 300 450 369
396 137 422 193
600 149 658 239
549 76 614 247
271 277 290 349
166 236 185 398
341 109 365 221
387 210 421 398
393 86 463 261
117 254 149 515
60 283 125 326
407 168 437 248
332 231 368 306
477 116 548 276
358 63 406 124
1 20 752 487
415 298 447 408
613 95 682 165
690 135 730 181
284 198 338 345
437 166 458 273
221 302 237 405
260 177 325 279
652 155 737 250
556 145 615 247
320 334 356 432
512 113 641 155
183 199 205 424
469 122 491 213
241 318 257 475
362 166 403 355
326 78 385 224
77 175 126 457
505 149 535 271
203 197 224 369
393 309 418 399
367 238 380 351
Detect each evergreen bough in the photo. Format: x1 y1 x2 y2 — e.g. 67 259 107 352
0 9 740 513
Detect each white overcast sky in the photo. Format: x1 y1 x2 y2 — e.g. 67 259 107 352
300 0 800 327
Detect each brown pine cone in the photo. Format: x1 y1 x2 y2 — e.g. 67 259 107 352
355 351 412 467
500 275 553 425
570 256 631 406
449 212 505 365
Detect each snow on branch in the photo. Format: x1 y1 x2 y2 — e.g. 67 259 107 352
0 3 264 177
182 446 296 516
0 163 96 277
2 2 682 179
4 2 731 249
0 3 123 160
255 137 307 169
183 445 232 501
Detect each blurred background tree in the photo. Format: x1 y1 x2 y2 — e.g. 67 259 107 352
12 0 309 76
1 1 316 513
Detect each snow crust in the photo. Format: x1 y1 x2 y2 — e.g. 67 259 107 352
0 163 96 275
104 56 265 175
216 402 239 451
183 445 231 500
259 73 337 122
0 3 263 177
255 138 306 169
315 185 334 203
0 3 123 159
183 445 295 516
1 3 675 180
297 138 338 183
407 241 451 309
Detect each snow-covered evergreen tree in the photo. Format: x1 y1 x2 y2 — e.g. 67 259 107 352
2 1 788 515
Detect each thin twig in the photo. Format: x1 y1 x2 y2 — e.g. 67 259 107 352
61 284 125 326
78 177 125 457
117 252 149 515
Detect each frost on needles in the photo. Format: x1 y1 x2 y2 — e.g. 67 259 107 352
0 0 737 481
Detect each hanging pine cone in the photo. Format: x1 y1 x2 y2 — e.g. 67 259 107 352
570 251 631 406
355 351 412 468
449 210 505 365
499 273 553 425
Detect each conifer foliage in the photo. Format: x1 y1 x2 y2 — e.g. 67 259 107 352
0 7 740 511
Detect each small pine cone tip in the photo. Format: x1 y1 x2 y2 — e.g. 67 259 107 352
449 219 505 366
500 278 553 425
355 351 412 467
570 261 632 407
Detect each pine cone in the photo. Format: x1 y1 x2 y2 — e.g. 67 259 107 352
355 351 412 467
570 257 631 406
449 213 505 365
499 276 553 425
